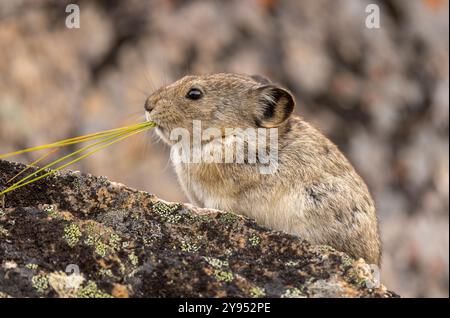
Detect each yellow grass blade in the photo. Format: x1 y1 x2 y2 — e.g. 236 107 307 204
0 122 156 196
1 128 148 195
0 122 152 159
51 122 152 146
5 127 142 189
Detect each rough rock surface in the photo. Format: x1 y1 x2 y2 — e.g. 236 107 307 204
0 160 397 298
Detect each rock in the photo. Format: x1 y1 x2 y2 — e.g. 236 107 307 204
0 160 397 298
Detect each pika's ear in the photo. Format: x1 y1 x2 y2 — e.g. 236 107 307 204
250 74 271 84
254 85 295 128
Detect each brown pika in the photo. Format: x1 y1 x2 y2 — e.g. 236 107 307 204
145 73 381 265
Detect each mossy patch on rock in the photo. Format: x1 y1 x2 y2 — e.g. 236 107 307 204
77 281 112 298
0 160 398 298
63 224 82 248
31 274 49 294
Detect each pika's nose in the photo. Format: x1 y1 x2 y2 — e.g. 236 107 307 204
144 98 154 113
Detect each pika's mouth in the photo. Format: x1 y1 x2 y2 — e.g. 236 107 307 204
145 111 153 123
146 111 161 128
145 111 172 144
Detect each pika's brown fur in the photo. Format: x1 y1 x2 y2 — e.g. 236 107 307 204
145 73 381 265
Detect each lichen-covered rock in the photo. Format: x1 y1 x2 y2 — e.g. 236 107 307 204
0 160 397 298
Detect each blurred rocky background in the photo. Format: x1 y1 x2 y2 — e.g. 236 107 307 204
0 0 448 297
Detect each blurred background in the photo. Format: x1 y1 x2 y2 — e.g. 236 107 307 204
0 0 448 297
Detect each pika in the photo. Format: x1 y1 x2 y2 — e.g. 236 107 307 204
145 73 381 265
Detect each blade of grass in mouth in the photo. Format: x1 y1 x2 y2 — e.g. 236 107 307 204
0 122 156 196
0 122 153 159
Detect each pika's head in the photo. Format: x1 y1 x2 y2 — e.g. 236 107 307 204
144 73 295 144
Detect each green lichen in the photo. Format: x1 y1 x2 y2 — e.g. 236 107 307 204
99 268 114 278
94 241 108 258
0 208 5 218
84 221 96 234
25 263 39 270
131 211 141 220
250 286 266 298
193 214 212 223
180 240 200 253
0 225 9 236
346 268 367 286
84 234 96 246
77 281 112 298
63 224 82 248
128 252 139 266
97 176 109 186
119 263 126 275
203 257 229 269
218 212 238 224
316 245 334 254
84 230 120 258
248 234 261 246
84 234 108 257
281 288 306 298
214 270 234 283
142 237 153 247
31 274 48 294
109 233 121 251
341 255 354 268
152 202 183 223
285 260 300 267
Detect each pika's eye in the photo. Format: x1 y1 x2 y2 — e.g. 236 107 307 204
186 88 203 100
